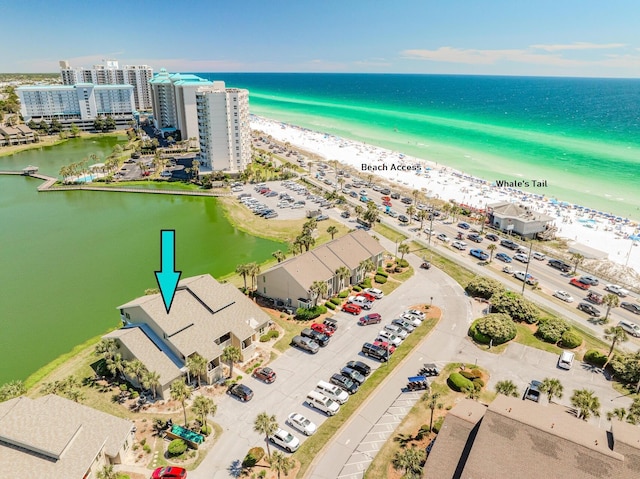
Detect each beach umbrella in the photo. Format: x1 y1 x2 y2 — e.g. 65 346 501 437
629 235 640 241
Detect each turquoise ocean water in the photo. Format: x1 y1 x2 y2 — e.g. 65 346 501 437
199 74 640 220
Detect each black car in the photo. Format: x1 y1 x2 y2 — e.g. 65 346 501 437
390 192 400 199
577 302 601 317
301 328 330 347
621 302 640 314
457 222 470 229
330 373 359 394
398 215 409 223
485 234 499 242
345 360 371 376
361 342 388 362
340 210 351 218
500 239 519 250
548 258 572 272
380 188 391 195
401 197 413 204
341 366 366 385
467 233 483 243
227 383 254 402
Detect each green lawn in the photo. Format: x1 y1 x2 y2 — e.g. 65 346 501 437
373 223 408 243
294 310 441 477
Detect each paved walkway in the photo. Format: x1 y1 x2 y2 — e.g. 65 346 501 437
336 390 423 479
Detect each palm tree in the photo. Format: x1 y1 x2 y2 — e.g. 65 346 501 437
423 391 444 432
487 244 497 262
359 258 375 279
412 189 421 205
327 225 339 240
143 370 161 399
248 262 261 291
235 263 251 291
297 232 315 252
570 389 600 420
335 266 351 290
398 243 411 261
309 280 328 307
221 345 242 378
254 412 279 459
607 408 628 422
0 380 27 402
539 378 564 403
191 394 216 427
95 338 118 361
571 253 584 274
417 209 429 231
604 326 628 365
602 293 620 322
495 380 519 397
97 465 118 479
406 205 416 224
124 359 148 390
170 378 192 426
269 450 295 479
392 446 426 477
187 353 208 388
106 352 125 379
354 205 364 219
272 250 286 263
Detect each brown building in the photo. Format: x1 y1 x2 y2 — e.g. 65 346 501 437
488 201 555 239
0 125 36 147
424 396 640 479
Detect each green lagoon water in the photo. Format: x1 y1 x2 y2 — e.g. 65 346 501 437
0 137 282 384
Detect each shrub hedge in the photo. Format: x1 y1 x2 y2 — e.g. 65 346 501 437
376 268 389 277
374 275 388 284
168 439 187 456
352 285 362 292
584 349 607 367
325 302 336 310
338 290 349 298
465 277 505 300
560 330 583 349
397 259 409 268
475 313 517 344
536 317 570 344
469 320 491 344
447 372 474 392
295 305 327 321
432 417 445 434
330 297 341 305
472 378 485 390
242 446 265 467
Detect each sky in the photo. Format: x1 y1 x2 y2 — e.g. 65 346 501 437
2 0 640 77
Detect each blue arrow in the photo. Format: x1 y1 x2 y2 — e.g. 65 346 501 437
154 230 182 314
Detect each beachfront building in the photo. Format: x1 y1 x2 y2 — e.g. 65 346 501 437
59 59 153 111
148 69 212 142
488 201 555 239
104 274 270 399
17 83 136 131
196 81 251 172
258 230 384 309
423 395 640 479
0 124 36 146
0 394 134 479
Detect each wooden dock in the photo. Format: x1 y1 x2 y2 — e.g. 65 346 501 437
0 170 231 197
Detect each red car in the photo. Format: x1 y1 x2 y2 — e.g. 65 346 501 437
373 340 396 354
382 201 392 207
342 303 362 315
252 367 276 383
358 292 376 302
358 313 382 326
569 278 590 290
152 467 187 479
311 323 335 336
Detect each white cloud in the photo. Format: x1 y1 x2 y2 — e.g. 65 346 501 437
530 42 626 52
401 47 580 66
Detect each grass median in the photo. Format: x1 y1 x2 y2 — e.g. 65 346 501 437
294 308 441 477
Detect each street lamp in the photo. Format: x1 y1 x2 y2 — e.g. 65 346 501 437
521 240 534 296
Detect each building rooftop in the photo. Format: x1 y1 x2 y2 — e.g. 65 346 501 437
149 69 212 86
489 201 555 223
0 395 133 479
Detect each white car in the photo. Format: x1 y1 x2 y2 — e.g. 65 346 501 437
532 252 546 261
513 253 529 263
364 288 384 299
400 313 422 327
405 309 425 320
618 320 640 338
287 413 317 436
605 284 629 297
377 330 402 346
452 241 467 250
437 233 450 243
384 323 408 339
513 271 536 285
554 290 574 303
269 428 300 452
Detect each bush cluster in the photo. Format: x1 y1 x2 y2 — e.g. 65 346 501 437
475 313 517 344
200 424 212 436
352 285 362 292
374 274 388 284
242 446 265 467
447 372 474 392
338 290 349 298
536 317 570 343
584 349 607 367
491 291 540 323
259 330 280 342
295 305 327 321
469 320 491 344
330 297 342 305
376 268 389 277
167 439 187 456
465 277 505 300
432 417 445 433
325 302 336 310
560 330 583 349
360 277 372 288
396 259 409 268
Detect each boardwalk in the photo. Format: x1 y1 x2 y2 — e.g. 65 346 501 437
0 170 231 197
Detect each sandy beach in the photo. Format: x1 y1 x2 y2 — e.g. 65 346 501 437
250 115 640 283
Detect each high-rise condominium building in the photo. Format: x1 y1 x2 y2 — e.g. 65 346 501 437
196 81 251 173
17 83 136 130
148 69 212 143
59 59 153 111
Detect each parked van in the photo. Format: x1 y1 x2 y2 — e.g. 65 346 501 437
306 391 340 416
618 320 640 338
558 351 574 370
315 380 349 404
